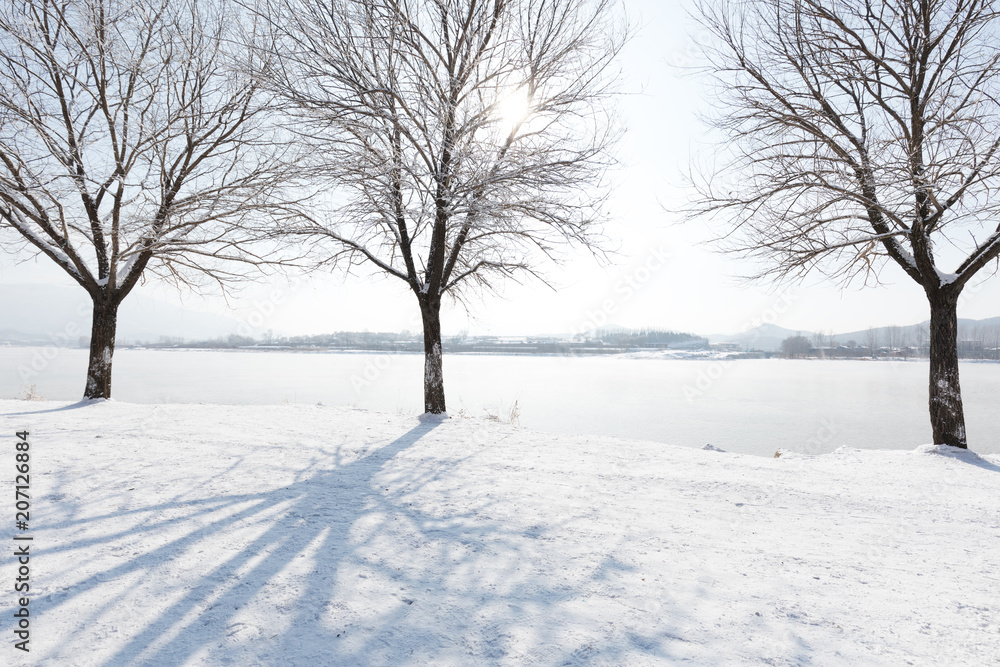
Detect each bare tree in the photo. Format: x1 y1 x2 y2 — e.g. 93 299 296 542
0 0 297 399
812 328 831 357
693 0 1000 448
913 323 929 357
885 325 903 356
782 334 811 358
864 327 880 358
254 0 624 414
987 323 1000 359
969 326 980 356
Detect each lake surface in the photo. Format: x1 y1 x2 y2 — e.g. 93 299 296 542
2 347 998 457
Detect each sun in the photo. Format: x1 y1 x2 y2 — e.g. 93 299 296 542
496 88 532 129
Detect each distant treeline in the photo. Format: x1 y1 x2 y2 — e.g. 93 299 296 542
588 329 707 348
782 324 1000 360
130 328 710 355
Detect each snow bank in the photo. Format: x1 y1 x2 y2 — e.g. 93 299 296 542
616 349 740 361
1 400 998 666
912 443 995 465
417 411 450 423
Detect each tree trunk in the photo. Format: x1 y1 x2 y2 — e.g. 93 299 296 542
927 289 967 448
419 298 446 414
84 294 120 400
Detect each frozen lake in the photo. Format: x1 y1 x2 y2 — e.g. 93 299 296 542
3 347 998 457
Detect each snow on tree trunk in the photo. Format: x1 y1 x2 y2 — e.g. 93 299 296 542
84 295 120 400
927 289 967 448
420 299 446 414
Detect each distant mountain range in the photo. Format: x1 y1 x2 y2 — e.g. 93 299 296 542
708 318 1000 352
3 282 999 352
0 283 248 345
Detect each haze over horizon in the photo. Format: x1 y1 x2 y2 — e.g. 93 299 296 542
2 281 998 347
3 0 1000 339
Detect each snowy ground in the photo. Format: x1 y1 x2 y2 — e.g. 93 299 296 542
1 400 998 666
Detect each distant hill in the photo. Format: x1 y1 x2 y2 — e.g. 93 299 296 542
709 318 1000 351
706 323 803 352
0 283 248 345
831 318 1000 346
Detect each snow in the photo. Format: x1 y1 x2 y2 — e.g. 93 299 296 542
7 351 1000 457
114 254 141 290
913 443 994 466
935 268 960 286
618 349 739 360
2 400 999 665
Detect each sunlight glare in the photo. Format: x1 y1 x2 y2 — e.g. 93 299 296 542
496 88 532 129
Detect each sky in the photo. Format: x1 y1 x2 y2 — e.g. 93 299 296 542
2 0 999 339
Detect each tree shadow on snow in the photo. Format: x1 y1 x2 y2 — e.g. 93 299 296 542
2 419 693 665
956 456 1000 473
1 398 108 416
924 445 1000 473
